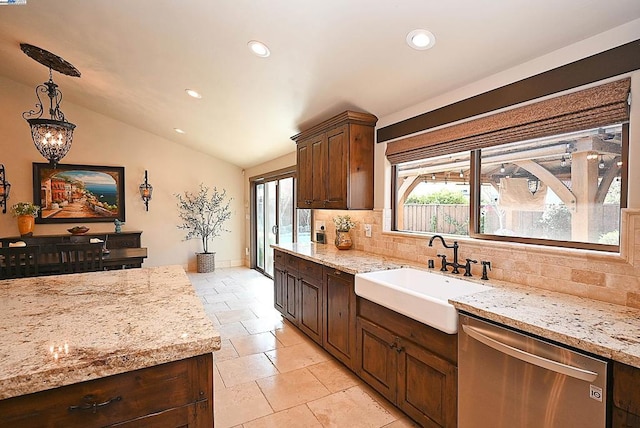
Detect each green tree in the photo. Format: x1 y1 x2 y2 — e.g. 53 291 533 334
406 189 467 205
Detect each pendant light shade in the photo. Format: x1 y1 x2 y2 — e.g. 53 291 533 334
20 44 80 167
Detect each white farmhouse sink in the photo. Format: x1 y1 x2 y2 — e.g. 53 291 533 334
355 268 491 334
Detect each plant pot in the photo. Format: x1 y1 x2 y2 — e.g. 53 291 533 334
196 252 216 273
17 215 35 237
335 230 352 250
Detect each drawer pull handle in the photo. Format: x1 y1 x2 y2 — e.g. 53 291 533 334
69 395 122 413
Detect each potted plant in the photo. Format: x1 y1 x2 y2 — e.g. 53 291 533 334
176 184 232 272
333 214 356 250
11 202 40 237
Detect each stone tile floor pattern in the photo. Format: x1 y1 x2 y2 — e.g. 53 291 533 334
189 266 419 428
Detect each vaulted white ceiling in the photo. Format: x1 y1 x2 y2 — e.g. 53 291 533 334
1 1 639 168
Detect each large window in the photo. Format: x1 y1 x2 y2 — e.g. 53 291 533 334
394 124 627 250
389 78 630 251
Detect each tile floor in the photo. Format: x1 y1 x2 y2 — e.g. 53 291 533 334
188 266 419 428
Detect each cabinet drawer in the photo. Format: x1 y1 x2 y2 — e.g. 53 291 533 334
0 354 212 428
298 259 323 282
107 234 141 249
285 254 299 271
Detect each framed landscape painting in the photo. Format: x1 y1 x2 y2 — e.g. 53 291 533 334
33 163 125 224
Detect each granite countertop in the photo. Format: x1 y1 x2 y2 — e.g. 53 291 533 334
274 242 640 368
0 265 221 400
273 242 421 274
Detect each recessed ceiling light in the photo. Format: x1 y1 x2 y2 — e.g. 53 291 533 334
248 40 270 58
406 29 436 50
174 128 186 134
185 89 202 99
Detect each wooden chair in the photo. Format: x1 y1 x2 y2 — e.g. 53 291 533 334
0 246 40 279
56 242 104 274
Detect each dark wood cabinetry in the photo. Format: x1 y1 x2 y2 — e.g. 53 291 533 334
0 353 213 428
293 111 377 210
273 250 323 345
273 250 456 427
273 253 286 313
357 298 457 428
613 361 640 428
323 267 357 369
299 260 324 344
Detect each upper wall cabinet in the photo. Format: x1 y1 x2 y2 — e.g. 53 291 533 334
292 111 378 210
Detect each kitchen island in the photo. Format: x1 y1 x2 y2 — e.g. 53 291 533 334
0 265 220 427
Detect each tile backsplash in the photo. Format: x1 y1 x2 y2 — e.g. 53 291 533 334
313 209 640 309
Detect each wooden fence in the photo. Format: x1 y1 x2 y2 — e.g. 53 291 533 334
402 204 620 238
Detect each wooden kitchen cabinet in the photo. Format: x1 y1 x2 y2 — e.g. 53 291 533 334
356 317 398 402
323 267 357 369
273 251 287 314
356 298 457 428
0 353 213 428
292 110 377 210
612 361 640 428
298 259 324 344
272 250 324 345
272 250 458 427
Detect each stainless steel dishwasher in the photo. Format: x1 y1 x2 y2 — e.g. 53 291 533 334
459 314 609 428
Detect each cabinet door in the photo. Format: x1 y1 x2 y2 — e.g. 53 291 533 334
296 140 313 208
355 317 397 403
285 270 299 324
299 275 322 344
612 362 640 428
323 268 356 368
324 125 348 209
396 339 457 428
310 133 327 208
273 264 286 315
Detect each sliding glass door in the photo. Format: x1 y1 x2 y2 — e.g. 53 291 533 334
253 171 310 277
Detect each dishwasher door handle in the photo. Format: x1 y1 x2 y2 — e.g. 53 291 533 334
462 324 598 382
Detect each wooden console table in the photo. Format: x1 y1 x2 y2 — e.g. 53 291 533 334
0 231 146 273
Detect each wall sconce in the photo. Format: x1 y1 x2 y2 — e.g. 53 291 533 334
527 178 540 196
560 156 567 167
139 170 153 211
0 164 11 214
20 44 80 167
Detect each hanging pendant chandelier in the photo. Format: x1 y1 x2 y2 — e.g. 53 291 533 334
20 44 80 167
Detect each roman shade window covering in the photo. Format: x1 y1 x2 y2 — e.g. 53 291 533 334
385 78 631 164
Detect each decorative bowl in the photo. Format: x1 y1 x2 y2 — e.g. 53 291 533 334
67 226 90 235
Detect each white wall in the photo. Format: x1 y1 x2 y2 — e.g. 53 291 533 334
0 75 245 270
